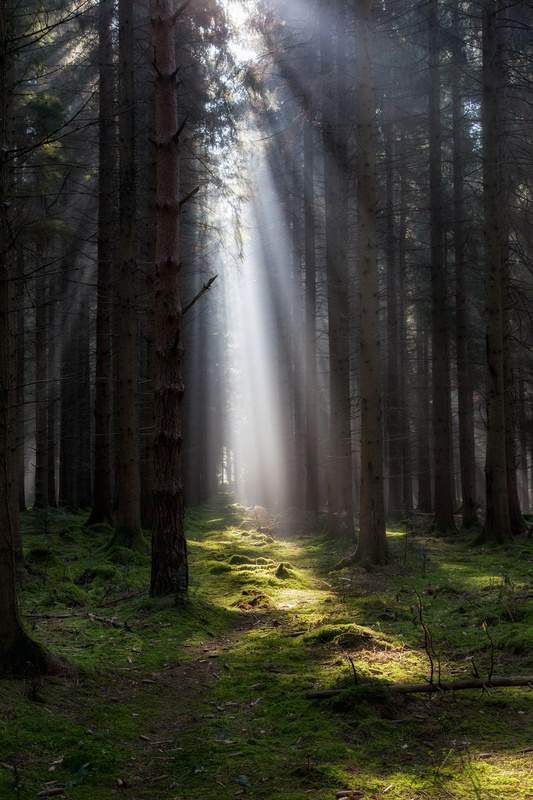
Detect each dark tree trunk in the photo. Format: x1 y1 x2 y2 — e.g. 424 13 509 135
416 308 432 513
87 0 115 526
320 0 353 539
479 0 512 544
114 0 142 539
303 107 319 516
34 252 48 508
0 0 55 674
384 124 402 521
452 5 478 529
354 0 388 564
428 0 456 534
149 0 188 597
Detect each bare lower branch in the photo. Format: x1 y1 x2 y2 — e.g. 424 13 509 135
182 275 217 316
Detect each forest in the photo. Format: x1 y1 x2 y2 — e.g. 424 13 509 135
2 0 533 797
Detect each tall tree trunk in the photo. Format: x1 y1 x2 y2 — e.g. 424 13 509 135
320 0 353 539
16 244 25 510
428 0 456 534
47 275 57 507
498 0 526 536
87 0 115 526
114 0 142 540
480 0 512 544
354 0 388 564
398 133 412 512
518 379 529 511
303 109 319 516
0 0 53 674
416 307 432 512
452 5 478 529
384 124 402 521
149 0 188 597
33 249 49 508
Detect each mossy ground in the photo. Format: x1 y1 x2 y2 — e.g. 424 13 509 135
2 500 533 798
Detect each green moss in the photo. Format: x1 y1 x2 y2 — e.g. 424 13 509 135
77 564 121 584
302 623 386 648
43 581 90 607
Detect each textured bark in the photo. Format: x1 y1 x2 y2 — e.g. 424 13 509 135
518 379 529 510
149 0 188 596
354 0 388 565
87 0 115 526
304 109 319 515
416 308 432 512
15 245 25 511
0 0 53 674
115 0 141 535
320 0 353 538
398 135 412 512
428 0 456 534
452 5 478 529
34 252 49 508
480 0 512 544
384 125 402 521
498 2 526 537
47 277 57 507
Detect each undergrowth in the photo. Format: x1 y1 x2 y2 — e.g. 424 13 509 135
1 497 533 799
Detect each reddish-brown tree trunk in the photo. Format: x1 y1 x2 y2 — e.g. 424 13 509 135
149 0 188 596
354 0 388 564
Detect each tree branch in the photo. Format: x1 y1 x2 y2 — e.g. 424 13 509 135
182 275 217 316
306 675 533 699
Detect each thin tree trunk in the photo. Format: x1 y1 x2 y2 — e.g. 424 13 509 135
428 0 456 534
34 250 48 508
304 108 319 516
384 124 402 521
416 308 432 513
114 0 142 540
480 0 512 544
498 0 526 536
452 5 478 529
87 0 115 526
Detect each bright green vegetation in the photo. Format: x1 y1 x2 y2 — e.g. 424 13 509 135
2 499 533 799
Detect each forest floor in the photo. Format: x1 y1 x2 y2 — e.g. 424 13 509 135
2 496 533 800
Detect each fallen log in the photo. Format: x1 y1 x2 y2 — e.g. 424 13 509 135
306 675 533 699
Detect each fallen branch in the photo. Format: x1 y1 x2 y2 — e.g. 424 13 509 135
306 675 533 699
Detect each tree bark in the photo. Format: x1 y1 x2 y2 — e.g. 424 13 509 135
452 4 478 529
428 0 456 534
87 0 115 526
0 0 55 674
114 0 142 540
354 0 388 564
304 105 319 516
149 0 188 597
320 0 353 539
480 0 512 545
384 124 402 521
